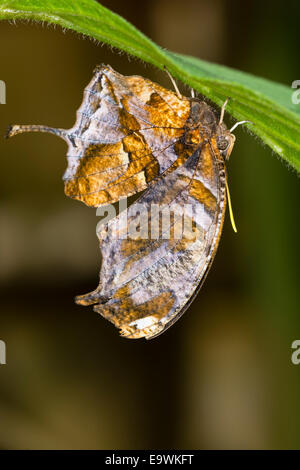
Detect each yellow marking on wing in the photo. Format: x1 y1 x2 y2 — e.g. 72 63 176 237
199 143 215 183
64 132 159 206
121 239 150 257
190 179 217 212
124 76 191 122
98 290 175 338
121 238 167 279
145 92 189 139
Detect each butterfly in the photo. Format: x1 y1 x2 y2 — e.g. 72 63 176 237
7 65 247 339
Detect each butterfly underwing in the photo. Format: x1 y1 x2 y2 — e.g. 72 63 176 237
7 65 237 339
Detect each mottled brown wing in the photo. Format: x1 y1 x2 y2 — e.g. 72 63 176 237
62 65 191 207
76 141 227 339
7 65 191 207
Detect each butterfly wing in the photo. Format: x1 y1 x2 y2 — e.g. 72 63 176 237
76 141 227 339
63 65 191 207
7 65 191 207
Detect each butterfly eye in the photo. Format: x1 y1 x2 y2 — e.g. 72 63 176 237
217 136 229 152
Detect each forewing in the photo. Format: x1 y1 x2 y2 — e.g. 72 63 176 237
63 65 191 207
76 142 227 339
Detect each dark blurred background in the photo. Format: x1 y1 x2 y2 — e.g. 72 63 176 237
0 0 299 449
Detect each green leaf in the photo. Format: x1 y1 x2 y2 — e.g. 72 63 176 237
1 0 300 171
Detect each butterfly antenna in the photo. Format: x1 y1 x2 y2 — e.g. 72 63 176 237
225 179 237 233
219 97 230 125
163 66 182 99
230 120 252 133
5 124 67 139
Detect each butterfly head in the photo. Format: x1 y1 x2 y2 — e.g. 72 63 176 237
215 97 236 160
216 116 253 160
216 125 236 161
216 98 252 160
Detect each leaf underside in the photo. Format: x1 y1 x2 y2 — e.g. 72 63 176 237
1 0 300 172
